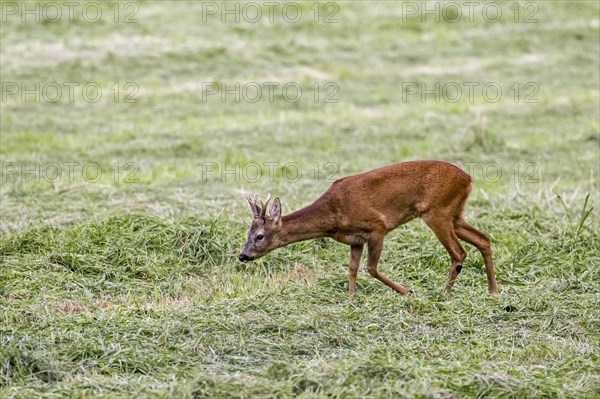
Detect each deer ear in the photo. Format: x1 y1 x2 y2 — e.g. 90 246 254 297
269 198 282 224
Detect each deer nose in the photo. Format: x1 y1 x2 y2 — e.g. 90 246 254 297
239 253 252 262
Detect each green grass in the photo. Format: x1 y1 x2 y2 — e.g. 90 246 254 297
1 1 599 398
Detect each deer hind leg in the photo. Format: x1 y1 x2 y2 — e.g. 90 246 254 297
422 212 467 293
366 235 414 296
348 244 364 298
454 218 498 294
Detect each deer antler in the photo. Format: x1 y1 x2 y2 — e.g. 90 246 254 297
247 193 272 219
246 193 260 218
259 193 272 218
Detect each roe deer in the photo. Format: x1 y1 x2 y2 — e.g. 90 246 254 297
239 161 498 296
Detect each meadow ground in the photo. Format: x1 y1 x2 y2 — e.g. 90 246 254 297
1 1 599 398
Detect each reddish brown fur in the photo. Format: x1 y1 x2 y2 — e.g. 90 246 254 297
240 161 498 296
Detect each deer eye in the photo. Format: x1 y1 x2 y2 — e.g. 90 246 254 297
256 234 264 241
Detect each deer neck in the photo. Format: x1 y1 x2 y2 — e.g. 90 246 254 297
275 201 333 248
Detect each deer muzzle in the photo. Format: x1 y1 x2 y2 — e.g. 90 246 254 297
238 253 253 262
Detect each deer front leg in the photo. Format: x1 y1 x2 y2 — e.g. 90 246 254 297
348 244 364 298
366 235 413 296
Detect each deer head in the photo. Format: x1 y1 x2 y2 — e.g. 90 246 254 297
239 193 282 262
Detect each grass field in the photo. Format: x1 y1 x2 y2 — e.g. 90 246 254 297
1 1 599 398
